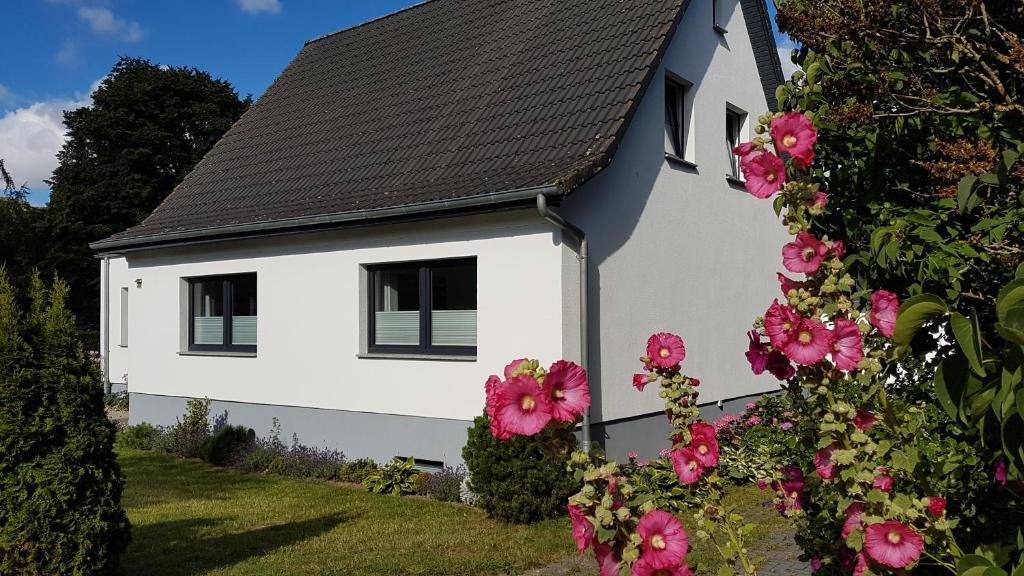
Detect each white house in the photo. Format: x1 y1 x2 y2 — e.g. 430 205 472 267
93 0 789 466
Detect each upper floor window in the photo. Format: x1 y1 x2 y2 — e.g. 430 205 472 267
726 106 747 179
368 257 476 356
664 75 693 162
712 0 728 34
188 273 257 352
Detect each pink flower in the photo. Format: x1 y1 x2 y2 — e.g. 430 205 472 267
995 460 1008 486
746 331 771 374
831 318 864 371
778 273 802 296
869 291 899 338
842 503 864 539
782 318 835 365
745 402 757 410
637 510 689 569
593 540 621 576
733 142 760 161
544 360 590 422
766 353 796 380
485 374 502 420
814 442 840 480
853 552 869 576
671 448 704 485
809 191 828 209
631 558 693 576
740 151 786 198
782 232 828 274
689 422 719 468
647 333 686 368
864 521 924 568
873 475 894 492
503 358 531 379
780 421 794 430
746 415 762 426
778 465 805 496
659 448 671 457
829 239 845 259
810 557 823 572
633 373 649 391
764 299 801 349
491 374 552 437
926 496 946 517
756 478 769 489
628 451 639 460
853 410 876 430
568 504 594 554
770 112 817 167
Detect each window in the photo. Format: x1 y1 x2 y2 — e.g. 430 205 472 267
368 258 476 355
712 0 727 33
119 287 128 347
726 106 747 179
664 75 691 160
187 273 257 352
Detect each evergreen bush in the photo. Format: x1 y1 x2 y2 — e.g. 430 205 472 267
199 425 251 466
117 422 164 451
0 270 130 575
462 414 578 524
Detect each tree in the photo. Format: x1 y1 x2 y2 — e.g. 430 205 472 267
43 57 250 336
0 160 44 298
0 269 130 575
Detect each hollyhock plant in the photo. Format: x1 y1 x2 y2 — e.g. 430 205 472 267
782 318 834 365
814 442 840 480
733 142 761 163
688 422 719 467
770 111 817 167
782 232 828 274
671 447 704 485
873 474 893 492
740 150 786 198
765 352 796 380
926 496 946 517
864 521 924 568
778 273 802 296
995 460 1008 486
869 290 899 338
485 374 501 420
646 333 686 368
637 510 689 569
764 299 801 348
491 374 552 437
544 360 590 422
633 373 648 391
631 559 693 576
569 504 595 554
503 358 530 379
830 317 864 371
842 503 864 539
594 541 621 576
853 410 876 430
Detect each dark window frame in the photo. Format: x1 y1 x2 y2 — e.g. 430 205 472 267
186 273 257 353
664 74 690 159
726 106 747 179
712 0 728 34
367 257 477 357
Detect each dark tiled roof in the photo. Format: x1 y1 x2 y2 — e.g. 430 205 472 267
740 0 785 110
96 0 780 249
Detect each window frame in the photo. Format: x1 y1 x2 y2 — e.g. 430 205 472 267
366 257 477 357
119 286 128 347
664 73 693 163
186 273 257 353
712 0 728 34
726 105 747 179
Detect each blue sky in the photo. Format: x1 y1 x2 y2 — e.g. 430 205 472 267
0 0 795 206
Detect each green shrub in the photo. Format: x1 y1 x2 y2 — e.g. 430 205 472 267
200 425 251 466
159 398 211 458
423 465 466 503
338 458 379 483
236 444 278 474
363 457 418 496
0 271 130 575
117 422 163 450
411 471 432 495
104 389 129 411
463 414 578 523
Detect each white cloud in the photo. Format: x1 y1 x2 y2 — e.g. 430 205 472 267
236 0 282 14
776 38 802 78
54 40 80 66
77 7 144 42
0 85 14 108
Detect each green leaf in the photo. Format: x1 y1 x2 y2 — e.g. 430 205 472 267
894 294 948 346
951 312 986 376
935 355 971 420
958 175 980 214
997 279 1024 324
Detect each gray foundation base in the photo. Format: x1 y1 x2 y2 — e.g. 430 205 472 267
592 392 769 461
129 393 474 466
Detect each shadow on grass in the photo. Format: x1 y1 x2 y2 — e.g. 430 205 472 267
121 513 354 576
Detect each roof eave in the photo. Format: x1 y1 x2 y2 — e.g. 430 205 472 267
90 182 565 254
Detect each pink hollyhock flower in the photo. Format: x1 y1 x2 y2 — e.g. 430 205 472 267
995 460 1008 486
853 552 869 576
766 353 796 380
782 318 835 365
770 112 817 167
631 559 693 576
869 290 899 338
568 504 594 554
782 232 828 274
689 422 719 467
633 373 649 391
485 374 502 420
780 421 794 430
864 521 924 568
778 273 802 296
593 540 621 576
733 142 760 161
810 557 823 572
853 410 876 430
764 299 801 348
776 465 805 498
873 475 894 492
842 503 864 539
492 374 552 437
809 191 828 209
831 317 864 371
926 496 946 517
829 240 845 259
647 333 686 368
544 360 590 422
746 331 770 375
671 448 704 485
814 442 840 480
637 510 689 569
503 358 530 379
741 151 786 198
756 478 769 489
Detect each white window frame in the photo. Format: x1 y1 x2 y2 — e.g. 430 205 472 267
726 104 748 179
119 287 128 347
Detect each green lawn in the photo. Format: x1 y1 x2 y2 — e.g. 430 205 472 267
118 448 792 576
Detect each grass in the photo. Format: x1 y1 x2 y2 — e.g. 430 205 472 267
118 448 793 575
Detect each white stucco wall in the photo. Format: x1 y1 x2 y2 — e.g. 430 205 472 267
114 211 565 422
100 256 131 386
562 0 790 422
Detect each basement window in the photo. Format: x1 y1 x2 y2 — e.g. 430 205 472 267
187 273 257 352
367 257 476 356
